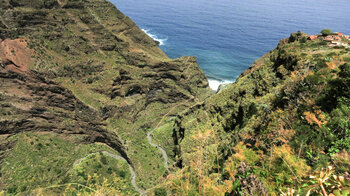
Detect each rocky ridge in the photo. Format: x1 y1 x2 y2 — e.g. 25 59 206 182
0 0 211 193
169 31 350 195
1 0 349 195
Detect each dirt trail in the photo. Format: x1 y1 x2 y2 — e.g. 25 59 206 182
183 57 194 76
147 94 194 170
146 131 169 169
146 57 197 170
65 11 106 55
73 151 145 195
72 57 198 194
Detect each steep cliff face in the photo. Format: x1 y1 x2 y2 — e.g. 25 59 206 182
172 32 350 195
0 0 211 194
2 0 348 195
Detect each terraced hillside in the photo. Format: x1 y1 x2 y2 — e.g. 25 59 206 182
166 31 350 195
0 0 211 194
1 0 349 195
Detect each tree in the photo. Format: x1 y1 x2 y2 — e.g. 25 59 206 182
321 29 332 36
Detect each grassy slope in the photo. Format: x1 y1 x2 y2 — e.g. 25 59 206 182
1 132 136 194
0 0 212 194
171 33 350 195
3 0 348 194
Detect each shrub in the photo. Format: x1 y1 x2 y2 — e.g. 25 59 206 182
154 187 167 196
36 143 43 150
299 37 307 44
7 186 18 194
116 170 126 178
87 77 94 84
100 155 107 165
321 29 332 36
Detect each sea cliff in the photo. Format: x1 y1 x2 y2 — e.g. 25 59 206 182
0 0 349 195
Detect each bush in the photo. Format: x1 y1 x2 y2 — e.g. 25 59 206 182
7 185 17 193
100 155 107 165
116 170 126 178
154 187 167 196
334 46 345 49
299 37 307 43
36 143 43 150
321 29 332 36
87 77 94 84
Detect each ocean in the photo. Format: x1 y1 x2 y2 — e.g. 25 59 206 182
109 0 350 90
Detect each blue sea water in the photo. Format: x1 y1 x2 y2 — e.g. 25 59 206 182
110 0 350 90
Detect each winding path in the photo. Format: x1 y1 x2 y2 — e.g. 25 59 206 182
71 57 197 195
73 151 145 195
145 57 196 170
146 98 193 170
147 131 169 169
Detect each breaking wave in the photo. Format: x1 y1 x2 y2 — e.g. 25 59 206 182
208 78 233 92
141 29 167 46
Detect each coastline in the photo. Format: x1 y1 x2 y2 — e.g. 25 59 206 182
208 78 233 91
141 29 167 46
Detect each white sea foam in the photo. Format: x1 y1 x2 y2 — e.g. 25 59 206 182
141 29 167 46
208 79 232 92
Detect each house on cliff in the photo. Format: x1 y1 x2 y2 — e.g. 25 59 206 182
319 32 350 48
308 32 349 42
308 35 318 40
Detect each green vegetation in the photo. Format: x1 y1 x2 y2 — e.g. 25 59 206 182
0 0 211 194
65 153 136 195
152 119 177 160
167 31 350 195
154 187 167 196
0 0 349 195
321 28 332 36
0 132 134 195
